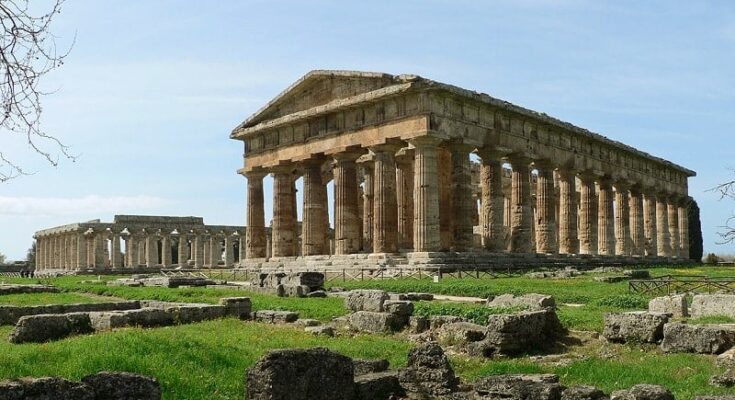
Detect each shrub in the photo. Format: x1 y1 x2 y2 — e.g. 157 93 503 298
592 294 648 309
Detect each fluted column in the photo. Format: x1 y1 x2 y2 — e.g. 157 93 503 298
450 144 474 251
193 231 204 268
478 150 505 252
668 197 680 258
614 183 631 256
111 232 123 269
160 233 172 268
597 178 615 256
679 198 690 259
644 192 658 256
333 152 362 255
410 137 442 252
629 188 645 256
208 234 220 267
224 234 234 266
656 194 671 257
579 173 598 255
245 172 267 258
302 159 328 256
372 145 399 253
271 168 297 257
535 161 557 254
557 168 578 254
145 232 157 268
178 232 189 267
438 147 453 251
509 155 533 253
361 158 375 252
126 233 138 268
61 234 68 269
396 148 414 250
238 232 246 263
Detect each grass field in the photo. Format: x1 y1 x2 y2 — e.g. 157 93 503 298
0 265 732 399
0 292 106 306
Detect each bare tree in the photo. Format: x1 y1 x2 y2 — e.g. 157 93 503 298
713 171 735 244
0 0 73 182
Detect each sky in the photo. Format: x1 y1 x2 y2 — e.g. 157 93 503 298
0 0 734 260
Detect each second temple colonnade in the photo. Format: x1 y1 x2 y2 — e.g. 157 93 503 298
232 71 695 264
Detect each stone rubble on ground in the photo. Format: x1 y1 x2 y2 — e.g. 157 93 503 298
603 312 670 344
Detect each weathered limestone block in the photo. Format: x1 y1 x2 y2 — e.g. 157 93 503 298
81 371 161 400
390 292 434 301
281 272 325 291
603 312 669 343
398 342 459 398
295 319 321 327
348 311 400 333
305 325 335 337
140 276 215 288
345 290 389 312
409 316 430 334
9 312 94 344
246 347 355 400
717 348 735 367
562 385 609 400
437 322 486 347
486 293 556 310
660 323 735 354
166 304 227 324
709 371 735 388
473 374 563 400
354 371 404 400
0 301 141 326
610 384 673 400
429 315 466 330
691 295 735 318
353 359 390 376
648 295 688 318
253 310 299 324
0 284 59 295
0 377 93 399
219 297 252 319
89 308 174 331
480 310 564 356
623 270 651 279
283 284 310 297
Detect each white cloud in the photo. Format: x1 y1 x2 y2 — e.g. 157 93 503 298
0 195 169 216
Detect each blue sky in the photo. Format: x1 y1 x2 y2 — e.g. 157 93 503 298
1 0 733 260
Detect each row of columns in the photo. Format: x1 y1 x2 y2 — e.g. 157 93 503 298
243 139 691 260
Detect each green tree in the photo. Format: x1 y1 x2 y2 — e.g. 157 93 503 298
26 242 36 269
688 198 703 262
0 252 5 265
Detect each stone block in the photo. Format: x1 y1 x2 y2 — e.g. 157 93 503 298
603 312 669 344
473 374 563 400
709 371 735 387
398 342 459 398
89 308 174 331
660 323 735 354
691 295 735 319
353 359 389 376
429 315 465 330
648 295 688 318
0 301 141 326
345 290 390 312
390 292 434 301
624 270 651 279
384 300 414 317
482 310 563 355
305 325 334 337
610 384 673 400
253 310 299 324
409 316 430 334
307 290 327 298
0 284 59 295
81 371 161 400
348 311 399 333
717 348 735 367
562 385 609 400
218 297 252 319
437 322 486 346
0 377 93 399
282 272 325 291
354 371 404 400
283 284 310 297
9 312 94 344
246 347 355 400
167 304 227 324
486 293 556 310
296 319 321 327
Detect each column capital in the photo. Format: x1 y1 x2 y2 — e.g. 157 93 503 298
531 159 555 170
332 150 364 163
408 136 444 149
506 153 532 167
475 147 509 162
244 170 268 180
395 147 414 164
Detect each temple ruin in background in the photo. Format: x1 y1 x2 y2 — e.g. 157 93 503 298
34 215 246 271
231 70 696 268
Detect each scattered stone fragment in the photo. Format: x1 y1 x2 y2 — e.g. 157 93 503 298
691 295 735 319
486 293 556 310
648 295 688 318
305 325 335 337
429 315 466 330
345 290 390 312
81 371 161 400
296 319 321 327
409 316 430 334
603 312 669 344
595 276 629 283
717 348 735 367
661 323 735 354
623 270 651 279
218 297 252 319
253 310 299 324
9 312 93 344
353 359 389 376
348 311 399 333
390 292 434 301
610 384 673 400
437 322 486 347
473 374 563 400
246 347 355 400
562 385 609 400
478 310 564 355
0 377 93 400
398 342 459 398
354 371 404 400
307 290 327 298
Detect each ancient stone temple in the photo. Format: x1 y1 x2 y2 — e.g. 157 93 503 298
34 215 246 271
230 70 695 267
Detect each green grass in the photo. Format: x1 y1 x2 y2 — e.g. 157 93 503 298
0 292 103 306
687 315 735 324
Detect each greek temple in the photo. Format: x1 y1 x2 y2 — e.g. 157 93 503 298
231 70 695 267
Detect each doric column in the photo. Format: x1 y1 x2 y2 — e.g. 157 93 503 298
145 231 157 268
245 172 267 258
478 150 506 252
534 161 557 254
224 233 234 266
372 145 399 254
208 234 220 267
238 232 246 263
94 231 106 268
121 233 131 268
508 155 533 253
410 137 442 252
126 233 138 268
668 197 680 258
597 178 615 256
178 231 189 267
193 231 204 268
160 233 172 268
557 168 579 254
333 152 362 255
438 147 453 251
579 173 598 255
656 194 671 257
450 144 474 251
629 187 645 256
396 148 414 250
74 232 85 269
643 191 658 256
302 158 328 256
360 157 375 252
61 234 68 269
272 167 297 257
137 233 146 266
111 231 123 269
614 183 631 256
679 198 690 259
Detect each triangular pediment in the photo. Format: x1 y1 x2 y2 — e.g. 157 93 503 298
236 70 402 129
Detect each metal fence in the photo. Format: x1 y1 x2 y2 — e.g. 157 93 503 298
629 275 735 295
